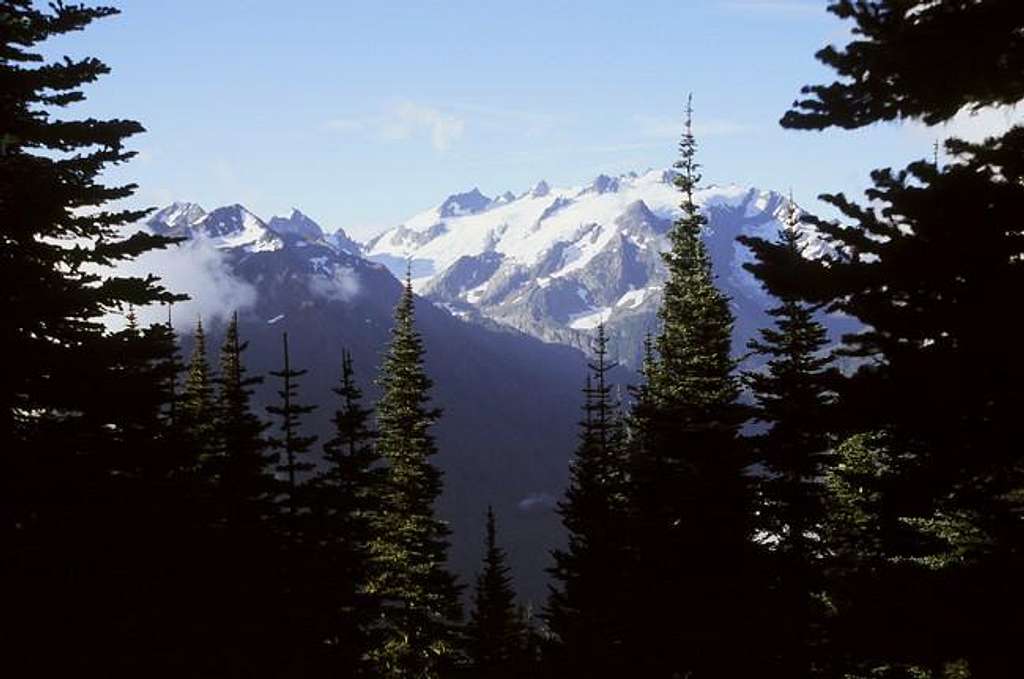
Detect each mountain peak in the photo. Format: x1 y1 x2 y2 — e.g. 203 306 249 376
530 180 550 198
268 209 324 241
585 174 620 195
147 201 206 233
439 188 492 218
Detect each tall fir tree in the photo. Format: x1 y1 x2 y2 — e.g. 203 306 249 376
1 3 182 674
467 506 522 676
750 3 1024 675
313 349 384 675
366 273 462 679
625 96 756 678
546 323 630 677
740 203 838 677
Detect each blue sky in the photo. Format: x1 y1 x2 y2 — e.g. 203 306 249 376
43 0 1018 240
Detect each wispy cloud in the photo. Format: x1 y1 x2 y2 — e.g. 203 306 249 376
632 113 755 139
102 237 258 332
325 100 465 152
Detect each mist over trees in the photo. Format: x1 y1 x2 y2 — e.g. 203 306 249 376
2 1 1021 677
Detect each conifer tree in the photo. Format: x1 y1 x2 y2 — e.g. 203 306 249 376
366 274 462 679
314 349 383 674
756 3 1024 674
626 96 755 678
266 331 317 517
740 204 838 677
546 323 630 677
467 506 521 676
213 312 275 524
181 318 216 462
1 4 182 673
206 313 285 677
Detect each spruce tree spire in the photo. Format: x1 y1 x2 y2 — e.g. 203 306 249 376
367 275 461 679
468 506 520 673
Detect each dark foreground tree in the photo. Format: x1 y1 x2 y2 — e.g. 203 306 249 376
1 3 183 675
757 2 1024 675
781 0 1024 129
366 275 462 678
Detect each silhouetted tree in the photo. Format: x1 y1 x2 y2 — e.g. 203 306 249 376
756 3 1024 674
1 3 183 674
468 506 521 676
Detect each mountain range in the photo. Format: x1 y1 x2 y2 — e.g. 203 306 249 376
143 168 836 602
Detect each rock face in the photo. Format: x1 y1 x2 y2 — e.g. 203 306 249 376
146 202 594 604
364 169 829 367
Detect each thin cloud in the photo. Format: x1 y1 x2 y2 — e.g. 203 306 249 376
325 100 465 152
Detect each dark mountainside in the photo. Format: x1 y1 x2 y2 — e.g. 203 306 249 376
183 234 596 603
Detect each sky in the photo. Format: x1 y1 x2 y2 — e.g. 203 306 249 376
41 0 1022 241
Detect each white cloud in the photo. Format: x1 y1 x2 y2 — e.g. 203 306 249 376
104 236 258 332
325 100 465 152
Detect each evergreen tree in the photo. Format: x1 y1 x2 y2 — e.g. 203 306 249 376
740 204 838 677
626 96 755 678
754 3 1024 674
266 331 317 517
1 3 182 673
366 274 462 679
781 0 1024 129
214 311 275 525
467 506 521 676
314 349 383 675
181 317 216 462
546 323 630 677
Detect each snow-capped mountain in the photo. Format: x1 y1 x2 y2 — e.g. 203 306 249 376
148 203 362 256
364 168 825 367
